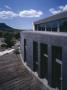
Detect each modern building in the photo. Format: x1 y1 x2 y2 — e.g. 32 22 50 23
20 11 67 90
34 11 67 32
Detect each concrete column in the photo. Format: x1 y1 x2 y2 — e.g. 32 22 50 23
45 24 47 31
32 23 35 31
57 22 60 32
48 44 52 86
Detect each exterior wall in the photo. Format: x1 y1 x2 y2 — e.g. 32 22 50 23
62 46 67 90
20 32 24 59
20 31 67 90
34 12 67 32
20 32 33 70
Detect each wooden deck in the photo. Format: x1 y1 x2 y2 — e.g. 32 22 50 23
0 53 44 90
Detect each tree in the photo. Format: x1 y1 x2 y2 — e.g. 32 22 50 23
0 32 3 37
4 32 15 47
15 32 20 40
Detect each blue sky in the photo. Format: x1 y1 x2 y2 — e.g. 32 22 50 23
0 0 67 30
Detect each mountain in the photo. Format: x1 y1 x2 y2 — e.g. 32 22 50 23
0 23 13 31
0 23 22 32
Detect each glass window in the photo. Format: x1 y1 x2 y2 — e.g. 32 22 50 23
24 39 26 62
46 21 58 32
38 24 41 31
35 20 59 32
46 22 52 31
40 24 45 31
52 46 62 89
39 43 48 78
35 24 38 31
60 19 67 32
51 21 58 32
35 23 46 31
33 41 38 72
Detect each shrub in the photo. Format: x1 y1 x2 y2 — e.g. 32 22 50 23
1 44 7 48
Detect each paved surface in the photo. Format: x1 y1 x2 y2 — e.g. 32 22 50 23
0 53 45 90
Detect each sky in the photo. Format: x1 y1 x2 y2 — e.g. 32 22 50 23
0 0 67 30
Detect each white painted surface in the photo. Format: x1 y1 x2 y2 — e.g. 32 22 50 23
19 47 58 90
0 49 15 56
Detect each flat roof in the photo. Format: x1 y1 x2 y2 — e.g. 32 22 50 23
22 31 67 37
34 11 67 24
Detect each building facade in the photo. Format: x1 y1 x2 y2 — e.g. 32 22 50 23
34 11 67 32
20 11 67 90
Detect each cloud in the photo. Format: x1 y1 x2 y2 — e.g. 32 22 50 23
49 8 61 15
59 6 64 9
63 5 67 11
49 4 67 15
0 11 18 19
19 9 43 17
4 5 11 10
0 9 43 19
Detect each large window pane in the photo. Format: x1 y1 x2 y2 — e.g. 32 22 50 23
60 19 67 32
52 46 62 90
24 39 26 62
39 43 48 79
33 41 38 72
46 22 52 31
51 21 58 32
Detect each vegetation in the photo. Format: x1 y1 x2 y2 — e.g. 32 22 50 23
0 31 20 48
15 32 20 40
1 44 7 48
4 32 15 48
0 32 3 37
0 23 21 48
